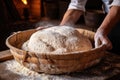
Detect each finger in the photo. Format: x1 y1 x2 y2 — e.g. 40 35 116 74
95 38 101 48
36 27 45 30
101 37 112 50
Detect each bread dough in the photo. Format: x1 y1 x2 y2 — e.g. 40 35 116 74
22 26 92 54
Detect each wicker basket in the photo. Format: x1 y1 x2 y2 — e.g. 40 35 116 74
6 28 106 74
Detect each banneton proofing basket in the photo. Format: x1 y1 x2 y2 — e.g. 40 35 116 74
6 28 106 74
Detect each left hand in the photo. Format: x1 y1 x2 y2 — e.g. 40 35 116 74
94 31 112 50
36 26 46 30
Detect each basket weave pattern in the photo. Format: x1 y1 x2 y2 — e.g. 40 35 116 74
6 29 105 74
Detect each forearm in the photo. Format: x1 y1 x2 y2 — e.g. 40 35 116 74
60 9 83 26
97 6 120 35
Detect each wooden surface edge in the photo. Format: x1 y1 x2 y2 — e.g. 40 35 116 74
0 50 13 62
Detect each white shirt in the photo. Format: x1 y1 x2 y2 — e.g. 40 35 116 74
68 0 120 13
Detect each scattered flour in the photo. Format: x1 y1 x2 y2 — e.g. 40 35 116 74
0 60 106 80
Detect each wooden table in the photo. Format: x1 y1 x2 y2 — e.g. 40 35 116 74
0 50 13 62
0 50 120 80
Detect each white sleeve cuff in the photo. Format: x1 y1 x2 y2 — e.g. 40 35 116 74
111 0 120 6
68 0 87 12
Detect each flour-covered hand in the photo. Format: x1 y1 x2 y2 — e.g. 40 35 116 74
94 31 112 50
36 26 46 30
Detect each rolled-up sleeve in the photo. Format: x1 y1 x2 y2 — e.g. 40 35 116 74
111 0 120 6
68 0 87 12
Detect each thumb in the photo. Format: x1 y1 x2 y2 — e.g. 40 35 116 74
95 38 101 48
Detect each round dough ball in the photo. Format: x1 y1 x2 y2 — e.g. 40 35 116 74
22 26 92 54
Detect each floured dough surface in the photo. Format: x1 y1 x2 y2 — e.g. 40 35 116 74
22 26 92 54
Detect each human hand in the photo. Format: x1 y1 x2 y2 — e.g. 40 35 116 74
36 26 46 30
94 31 112 50
36 25 54 30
